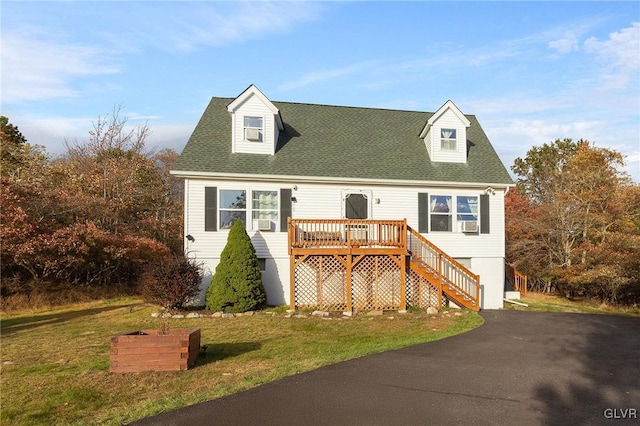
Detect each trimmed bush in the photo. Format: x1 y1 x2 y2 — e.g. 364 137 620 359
206 219 267 313
140 255 203 309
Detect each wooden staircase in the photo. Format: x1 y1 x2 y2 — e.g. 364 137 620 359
406 226 480 310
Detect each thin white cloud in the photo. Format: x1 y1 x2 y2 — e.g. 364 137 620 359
157 1 323 52
1 28 120 103
549 32 580 54
277 61 377 92
584 22 640 91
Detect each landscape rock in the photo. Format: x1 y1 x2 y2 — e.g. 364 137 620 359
312 310 329 317
366 310 384 317
211 312 222 318
426 307 439 315
185 313 200 318
221 313 235 318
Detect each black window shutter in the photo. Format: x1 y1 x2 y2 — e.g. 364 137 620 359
280 188 292 232
418 193 429 233
204 187 217 231
480 194 490 234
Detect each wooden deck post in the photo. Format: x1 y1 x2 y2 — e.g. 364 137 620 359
346 254 352 312
289 254 296 310
400 254 407 311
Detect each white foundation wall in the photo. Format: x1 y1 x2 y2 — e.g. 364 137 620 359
183 178 508 309
471 257 505 309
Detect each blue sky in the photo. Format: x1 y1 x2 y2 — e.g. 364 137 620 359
2 1 639 181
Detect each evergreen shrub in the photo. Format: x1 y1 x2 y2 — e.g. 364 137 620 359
206 219 267 313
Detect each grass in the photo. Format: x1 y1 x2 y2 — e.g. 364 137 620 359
0 298 483 425
503 292 640 316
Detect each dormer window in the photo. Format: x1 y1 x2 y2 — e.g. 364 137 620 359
244 116 263 142
441 128 457 150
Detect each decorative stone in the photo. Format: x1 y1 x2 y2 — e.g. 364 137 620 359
221 313 235 318
342 311 353 317
151 312 160 318
211 312 222 318
426 307 439 315
243 311 255 316
286 309 296 314
185 313 200 318
398 310 408 314
294 314 307 319
312 310 329 317
171 314 185 319
366 310 383 317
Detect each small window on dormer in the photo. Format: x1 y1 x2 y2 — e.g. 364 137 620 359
441 128 457 150
244 116 263 142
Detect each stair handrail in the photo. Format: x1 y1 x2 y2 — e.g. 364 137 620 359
407 226 480 308
505 263 528 296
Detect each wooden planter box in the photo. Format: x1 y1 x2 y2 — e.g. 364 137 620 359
110 328 200 373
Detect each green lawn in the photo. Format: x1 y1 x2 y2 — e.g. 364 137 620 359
503 292 640 316
1 299 482 425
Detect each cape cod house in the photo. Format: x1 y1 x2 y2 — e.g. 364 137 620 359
171 85 516 311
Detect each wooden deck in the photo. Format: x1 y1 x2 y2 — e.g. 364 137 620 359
287 218 481 311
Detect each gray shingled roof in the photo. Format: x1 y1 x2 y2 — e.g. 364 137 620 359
173 97 513 185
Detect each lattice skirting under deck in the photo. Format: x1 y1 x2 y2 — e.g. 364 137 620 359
293 254 442 312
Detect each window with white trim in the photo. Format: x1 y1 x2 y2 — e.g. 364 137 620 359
429 195 479 232
252 190 278 231
244 116 263 142
456 196 478 222
219 190 246 229
440 128 457 150
430 195 452 231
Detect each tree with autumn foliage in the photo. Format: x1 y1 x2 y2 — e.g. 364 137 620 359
1 111 184 304
507 138 639 305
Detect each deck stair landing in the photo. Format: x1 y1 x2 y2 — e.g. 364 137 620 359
288 219 480 312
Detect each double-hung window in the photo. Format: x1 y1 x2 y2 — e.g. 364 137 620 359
440 128 457 150
430 195 452 231
252 190 278 230
420 192 487 234
244 116 263 142
456 196 478 222
219 190 246 229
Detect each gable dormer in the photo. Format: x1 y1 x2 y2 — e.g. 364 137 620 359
419 100 471 164
227 85 284 155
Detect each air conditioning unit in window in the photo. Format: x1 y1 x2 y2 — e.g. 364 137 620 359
245 128 261 141
257 219 272 231
461 221 478 233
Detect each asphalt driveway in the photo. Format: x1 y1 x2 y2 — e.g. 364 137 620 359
132 310 640 425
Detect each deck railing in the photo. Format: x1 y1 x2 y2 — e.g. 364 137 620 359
289 218 407 250
288 218 480 310
505 263 528 296
407 227 480 309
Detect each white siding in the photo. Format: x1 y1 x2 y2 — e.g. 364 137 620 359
184 177 507 309
232 94 277 155
429 109 467 163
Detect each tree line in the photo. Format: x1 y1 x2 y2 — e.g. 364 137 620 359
1 114 638 306
506 138 639 305
1 111 183 303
